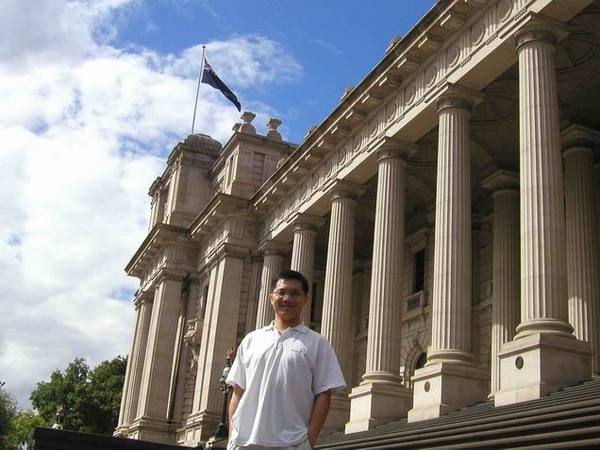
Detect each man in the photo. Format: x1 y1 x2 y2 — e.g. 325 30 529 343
226 269 346 450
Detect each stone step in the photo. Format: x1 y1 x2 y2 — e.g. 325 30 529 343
317 377 600 449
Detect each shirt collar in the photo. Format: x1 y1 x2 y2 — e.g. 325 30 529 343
265 321 309 334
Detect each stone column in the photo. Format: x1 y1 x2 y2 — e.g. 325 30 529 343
255 241 288 328
495 24 592 407
133 275 183 442
290 214 323 325
482 171 520 396
346 139 414 433
408 86 488 423
244 255 263 335
115 292 153 435
321 180 364 430
185 245 247 445
562 125 600 373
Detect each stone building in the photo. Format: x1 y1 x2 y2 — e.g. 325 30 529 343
114 0 600 446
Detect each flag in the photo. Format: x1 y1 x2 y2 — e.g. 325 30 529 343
202 59 241 111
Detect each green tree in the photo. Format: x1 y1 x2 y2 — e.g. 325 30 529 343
30 356 126 435
0 385 17 449
5 411 47 449
85 356 127 434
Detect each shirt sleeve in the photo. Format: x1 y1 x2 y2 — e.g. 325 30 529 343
312 339 346 395
226 342 246 390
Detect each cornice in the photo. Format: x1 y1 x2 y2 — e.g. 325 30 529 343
148 176 163 197
189 193 251 241
124 223 188 278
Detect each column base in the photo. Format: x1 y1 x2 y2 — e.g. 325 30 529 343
345 381 412 434
113 425 129 438
323 391 349 433
127 417 171 443
407 362 488 423
494 332 592 407
183 411 221 446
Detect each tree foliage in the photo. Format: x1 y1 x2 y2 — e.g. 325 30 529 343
4 411 47 449
30 356 126 435
0 386 17 449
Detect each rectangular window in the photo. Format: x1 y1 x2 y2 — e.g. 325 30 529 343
413 249 425 293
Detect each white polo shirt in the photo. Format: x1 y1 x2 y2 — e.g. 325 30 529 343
225 323 346 447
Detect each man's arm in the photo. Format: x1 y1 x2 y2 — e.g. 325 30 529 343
307 390 331 448
228 385 245 435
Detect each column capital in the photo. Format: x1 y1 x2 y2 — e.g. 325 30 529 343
133 289 154 308
373 136 418 162
482 169 519 192
436 83 485 114
154 267 187 286
290 213 325 233
324 179 365 201
215 242 250 260
561 124 600 156
514 14 568 51
258 239 290 256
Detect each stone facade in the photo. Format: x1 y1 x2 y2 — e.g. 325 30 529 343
115 0 600 445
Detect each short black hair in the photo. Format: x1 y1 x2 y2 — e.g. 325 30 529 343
271 269 309 295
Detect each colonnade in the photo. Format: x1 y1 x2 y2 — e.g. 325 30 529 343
117 17 600 445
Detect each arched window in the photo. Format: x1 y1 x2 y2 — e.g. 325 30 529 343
415 352 427 370
405 351 428 389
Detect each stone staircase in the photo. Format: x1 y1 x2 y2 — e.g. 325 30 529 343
317 377 600 449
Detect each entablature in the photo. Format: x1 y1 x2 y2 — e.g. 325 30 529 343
250 0 493 212
251 0 584 245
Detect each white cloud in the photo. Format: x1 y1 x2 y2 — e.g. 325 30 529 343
0 0 301 409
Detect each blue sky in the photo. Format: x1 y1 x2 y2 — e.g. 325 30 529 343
115 0 437 142
0 0 435 409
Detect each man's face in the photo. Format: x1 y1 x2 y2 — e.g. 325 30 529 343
270 278 307 325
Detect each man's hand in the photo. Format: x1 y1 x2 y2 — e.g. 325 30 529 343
228 385 245 435
307 390 331 448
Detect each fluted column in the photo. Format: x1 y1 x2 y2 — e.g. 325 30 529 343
563 125 600 372
495 23 592 408
290 215 322 325
428 94 475 364
322 184 362 382
255 241 288 328
408 86 488 423
364 145 412 380
115 293 153 434
244 255 263 334
483 171 520 396
134 275 183 441
346 141 414 433
321 181 364 431
515 28 571 337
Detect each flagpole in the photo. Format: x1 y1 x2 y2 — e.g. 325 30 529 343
190 45 206 135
